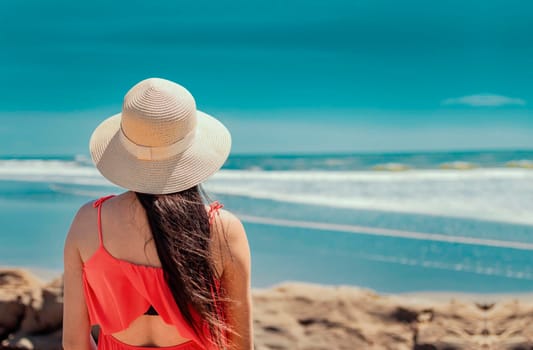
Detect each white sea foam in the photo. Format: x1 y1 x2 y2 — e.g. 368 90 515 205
1 159 533 226
0 159 110 186
356 253 533 280
239 215 533 250
207 168 533 226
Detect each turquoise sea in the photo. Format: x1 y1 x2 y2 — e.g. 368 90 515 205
1 0 533 293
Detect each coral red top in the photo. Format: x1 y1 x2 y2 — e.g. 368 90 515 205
82 195 224 350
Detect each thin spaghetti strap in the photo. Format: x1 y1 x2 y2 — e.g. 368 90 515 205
208 201 224 225
92 195 115 246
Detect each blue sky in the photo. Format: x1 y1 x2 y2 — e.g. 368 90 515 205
0 0 532 154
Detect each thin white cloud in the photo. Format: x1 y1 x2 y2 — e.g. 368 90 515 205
442 94 526 107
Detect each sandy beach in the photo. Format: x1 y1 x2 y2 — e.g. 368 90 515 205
1 268 532 350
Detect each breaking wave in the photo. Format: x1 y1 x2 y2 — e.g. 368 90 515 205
1 159 533 226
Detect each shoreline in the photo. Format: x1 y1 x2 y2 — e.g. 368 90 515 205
6 265 532 302
258 282 533 305
0 265 62 283
398 290 533 303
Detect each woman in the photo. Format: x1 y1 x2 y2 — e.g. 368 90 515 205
62 78 253 350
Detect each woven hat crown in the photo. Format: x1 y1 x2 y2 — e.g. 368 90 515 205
121 78 197 147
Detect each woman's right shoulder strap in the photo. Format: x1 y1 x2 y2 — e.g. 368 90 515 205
208 201 224 225
93 195 116 208
92 195 116 245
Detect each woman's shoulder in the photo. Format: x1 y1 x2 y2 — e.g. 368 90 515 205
66 194 121 245
209 207 249 255
64 200 99 253
70 200 97 231
211 207 245 234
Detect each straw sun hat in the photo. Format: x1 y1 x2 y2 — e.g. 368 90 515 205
89 78 231 194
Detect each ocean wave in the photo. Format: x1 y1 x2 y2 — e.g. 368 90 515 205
2 159 533 226
4 159 530 182
371 163 411 171
0 159 109 186
239 214 533 250
356 253 533 280
47 184 110 198
209 168 533 226
439 161 478 170
506 160 533 169
213 168 532 181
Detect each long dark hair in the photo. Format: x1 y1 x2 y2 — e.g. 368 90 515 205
135 185 232 349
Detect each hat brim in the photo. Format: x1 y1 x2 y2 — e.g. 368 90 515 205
89 110 231 194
